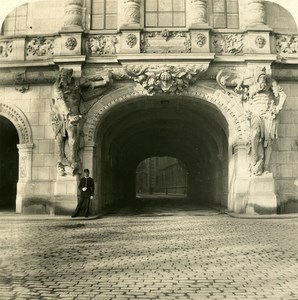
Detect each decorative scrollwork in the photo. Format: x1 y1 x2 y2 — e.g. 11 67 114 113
196 33 207 47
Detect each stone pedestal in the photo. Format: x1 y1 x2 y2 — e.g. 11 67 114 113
53 175 79 215
246 173 277 214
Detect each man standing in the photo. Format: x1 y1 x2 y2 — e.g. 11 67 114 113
72 169 94 218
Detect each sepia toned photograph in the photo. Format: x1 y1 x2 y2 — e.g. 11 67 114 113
0 0 298 299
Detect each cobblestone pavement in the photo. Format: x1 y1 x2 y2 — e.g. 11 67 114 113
0 208 298 300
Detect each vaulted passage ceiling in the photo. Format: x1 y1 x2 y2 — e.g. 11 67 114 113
95 96 229 207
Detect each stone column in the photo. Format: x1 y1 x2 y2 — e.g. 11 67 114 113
63 0 83 29
122 0 141 28
120 0 141 53
245 0 267 28
189 0 208 27
16 143 34 213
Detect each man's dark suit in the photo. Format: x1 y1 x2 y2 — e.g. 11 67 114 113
72 176 94 217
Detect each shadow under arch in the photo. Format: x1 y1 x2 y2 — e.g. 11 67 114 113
0 102 33 212
82 85 249 213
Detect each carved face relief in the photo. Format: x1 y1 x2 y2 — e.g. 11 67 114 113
65 37 78 50
255 36 266 48
196 33 207 47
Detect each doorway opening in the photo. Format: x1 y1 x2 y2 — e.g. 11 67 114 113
0 116 19 211
95 95 229 213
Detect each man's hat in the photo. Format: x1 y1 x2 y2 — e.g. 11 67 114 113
83 169 89 173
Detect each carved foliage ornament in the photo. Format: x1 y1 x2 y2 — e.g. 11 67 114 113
87 35 118 55
276 34 298 54
213 34 244 55
0 40 13 58
27 38 54 57
125 64 209 95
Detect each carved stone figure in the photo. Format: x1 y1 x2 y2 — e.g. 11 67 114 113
50 68 111 176
245 68 286 175
217 67 286 175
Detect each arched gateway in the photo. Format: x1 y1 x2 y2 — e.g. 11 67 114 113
81 84 251 214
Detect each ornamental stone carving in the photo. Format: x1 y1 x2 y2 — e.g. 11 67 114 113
213 34 244 55
196 33 207 47
0 102 32 144
65 37 77 50
276 34 298 54
13 71 29 93
20 156 27 179
0 40 13 58
126 34 137 48
216 67 287 175
255 36 266 48
87 35 118 55
123 0 141 26
124 64 209 95
50 68 111 176
246 0 266 28
64 0 83 28
27 38 54 57
141 31 191 53
189 0 207 25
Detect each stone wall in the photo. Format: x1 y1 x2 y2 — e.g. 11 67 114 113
272 82 298 212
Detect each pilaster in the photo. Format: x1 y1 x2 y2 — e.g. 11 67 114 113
188 0 208 28
16 143 34 213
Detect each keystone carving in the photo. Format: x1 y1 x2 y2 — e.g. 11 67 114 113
125 64 209 95
213 34 244 55
27 38 54 57
276 34 298 54
87 35 118 55
0 40 13 58
217 67 287 176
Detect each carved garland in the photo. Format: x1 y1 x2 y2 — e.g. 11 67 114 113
276 34 298 54
0 102 32 144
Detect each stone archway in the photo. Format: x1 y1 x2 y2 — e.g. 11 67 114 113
83 84 251 214
0 102 33 213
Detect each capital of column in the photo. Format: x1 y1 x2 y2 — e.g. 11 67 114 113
189 0 208 27
122 0 141 29
246 0 267 28
63 0 83 29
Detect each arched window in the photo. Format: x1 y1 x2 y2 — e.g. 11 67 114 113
145 0 186 28
211 0 239 29
91 0 117 30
